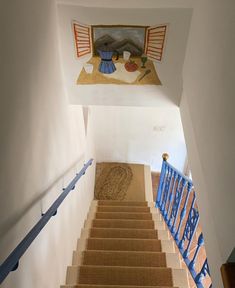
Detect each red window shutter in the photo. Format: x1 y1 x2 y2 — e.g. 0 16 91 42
145 24 167 62
73 21 91 58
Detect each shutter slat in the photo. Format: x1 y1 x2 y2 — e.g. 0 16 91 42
73 22 91 58
145 24 167 62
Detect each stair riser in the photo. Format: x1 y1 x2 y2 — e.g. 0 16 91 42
82 251 167 267
85 220 164 230
81 228 169 240
90 220 155 229
97 206 151 213
97 201 149 206
78 266 173 286
66 266 188 287
62 286 177 288
86 238 162 252
95 212 152 220
88 228 158 239
77 238 174 253
72 251 180 269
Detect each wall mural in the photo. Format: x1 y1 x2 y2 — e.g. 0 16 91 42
73 22 167 85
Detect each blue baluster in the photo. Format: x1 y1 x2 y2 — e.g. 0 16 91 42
167 174 182 229
195 258 211 286
157 164 167 208
163 168 174 219
170 177 185 235
161 166 172 215
174 181 192 241
156 153 169 207
160 165 170 213
179 192 200 259
189 233 204 271
155 156 212 288
166 170 177 222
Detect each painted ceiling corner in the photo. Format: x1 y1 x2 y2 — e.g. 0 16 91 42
56 0 194 9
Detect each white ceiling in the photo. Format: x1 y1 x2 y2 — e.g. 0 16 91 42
57 5 192 107
56 0 194 9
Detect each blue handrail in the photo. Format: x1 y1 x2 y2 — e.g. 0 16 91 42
0 158 93 284
156 154 212 287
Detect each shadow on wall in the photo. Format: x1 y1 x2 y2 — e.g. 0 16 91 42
0 155 85 240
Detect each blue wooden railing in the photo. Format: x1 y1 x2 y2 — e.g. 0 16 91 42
156 154 212 288
0 159 93 284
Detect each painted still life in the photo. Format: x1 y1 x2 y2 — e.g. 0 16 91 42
73 23 167 85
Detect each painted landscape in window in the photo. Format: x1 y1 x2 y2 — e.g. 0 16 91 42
92 26 146 56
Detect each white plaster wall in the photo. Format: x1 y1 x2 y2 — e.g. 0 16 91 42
0 1 95 287
57 4 192 106
144 165 154 202
91 106 187 172
180 0 235 286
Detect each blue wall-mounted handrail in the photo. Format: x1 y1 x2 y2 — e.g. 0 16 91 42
156 154 212 287
0 158 93 284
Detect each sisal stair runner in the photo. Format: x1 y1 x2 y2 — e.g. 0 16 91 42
61 200 189 288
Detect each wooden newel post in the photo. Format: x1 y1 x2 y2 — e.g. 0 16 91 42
162 153 169 161
156 153 169 206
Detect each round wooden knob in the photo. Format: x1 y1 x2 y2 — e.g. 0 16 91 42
162 153 169 161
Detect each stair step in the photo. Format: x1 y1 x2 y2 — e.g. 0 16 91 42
98 201 148 206
95 212 152 220
82 250 167 267
62 199 189 288
77 266 174 286
62 285 178 288
92 219 155 229
97 206 151 213
89 228 158 239
86 238 162 252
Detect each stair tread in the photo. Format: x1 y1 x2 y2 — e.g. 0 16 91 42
98 201 149 206
97 206 151 212
83 250 166 255
89 227 157 231
77 265 174 286
95 212 152 218
86 238 162 252
92 219 156 224
92 219 155 229
77 264 173 272
64 285 178 288
87 237 161 243
63 201 186 288
87 237 162 241
82 250 167 267
96 211 152 214
97 205 150 208
93 218 153 222
89 227 158 239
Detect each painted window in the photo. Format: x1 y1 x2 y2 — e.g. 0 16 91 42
72 22 167 62
145 25 167 62
73 21 91 58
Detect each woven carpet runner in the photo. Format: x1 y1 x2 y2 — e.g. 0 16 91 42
63 200 181 288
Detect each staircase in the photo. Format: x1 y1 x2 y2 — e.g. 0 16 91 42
61 200 189 288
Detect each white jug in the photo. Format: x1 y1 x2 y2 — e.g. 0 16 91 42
123 51 131 61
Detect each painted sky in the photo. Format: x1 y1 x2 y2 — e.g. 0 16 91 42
93 27 146 49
